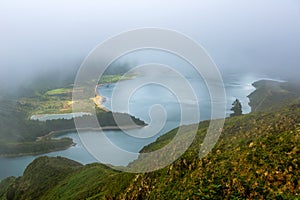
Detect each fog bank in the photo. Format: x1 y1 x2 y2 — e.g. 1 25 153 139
0 0 299 87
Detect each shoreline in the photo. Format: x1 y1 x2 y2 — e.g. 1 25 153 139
36 125 146 141
1 78 275 159
1 125 145 158
3 81 144 159
92 85 110 112
0 143 75 158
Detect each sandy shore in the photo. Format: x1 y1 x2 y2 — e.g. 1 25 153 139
92 85 110 112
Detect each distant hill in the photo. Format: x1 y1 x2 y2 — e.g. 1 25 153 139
248 80 300 112
0 97 74 157
0 76 146 157
1 80 299 199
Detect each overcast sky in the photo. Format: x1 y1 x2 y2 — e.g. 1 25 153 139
0 0 300 86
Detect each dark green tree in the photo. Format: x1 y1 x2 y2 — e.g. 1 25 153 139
230 99 242 117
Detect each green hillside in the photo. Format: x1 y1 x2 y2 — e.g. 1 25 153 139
1 80 300 199
5 157 82 200
123 99 300 199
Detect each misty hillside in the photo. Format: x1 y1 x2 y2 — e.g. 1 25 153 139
248 80 300 112
1 81 300 200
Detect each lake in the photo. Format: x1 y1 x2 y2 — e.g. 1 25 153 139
30 112 92 121
0 72 274 181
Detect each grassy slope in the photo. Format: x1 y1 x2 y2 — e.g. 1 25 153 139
121 100 300 199
1 80 300 199
2 98 300 199
6 157 82 200
42 164 134 200
0 177 15 200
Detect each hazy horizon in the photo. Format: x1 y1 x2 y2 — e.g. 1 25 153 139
1 0 300 87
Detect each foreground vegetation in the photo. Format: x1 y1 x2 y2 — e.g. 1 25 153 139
124 99 300 199
1 80 300 199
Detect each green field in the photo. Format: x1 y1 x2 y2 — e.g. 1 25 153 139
45 88 73 96
99 74 133 84
18 74 135 116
